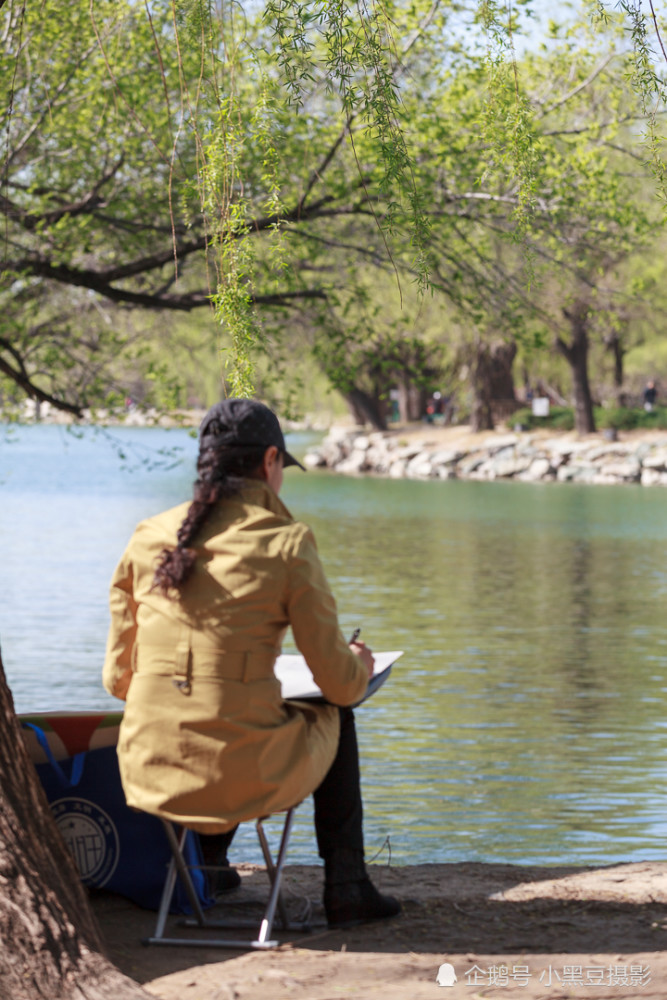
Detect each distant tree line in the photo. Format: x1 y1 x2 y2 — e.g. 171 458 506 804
2 1 667 434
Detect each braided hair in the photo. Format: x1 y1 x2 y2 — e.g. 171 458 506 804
152 439 267 597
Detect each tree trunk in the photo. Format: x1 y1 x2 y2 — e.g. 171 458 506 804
611 336 624 389
0 646 150 1000
470 339 517 432
557 301 596 435
488 340 518 423
604 330 625 401
343 387 387 430
470 342 494 432
396 375 425 423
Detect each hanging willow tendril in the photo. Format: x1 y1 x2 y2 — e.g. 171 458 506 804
174 0 433 393
614 0 667 213
476 0 540 284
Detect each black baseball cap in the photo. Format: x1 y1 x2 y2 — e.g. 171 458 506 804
199 398 305 470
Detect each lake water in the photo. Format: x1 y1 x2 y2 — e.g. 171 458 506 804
2 423 667 868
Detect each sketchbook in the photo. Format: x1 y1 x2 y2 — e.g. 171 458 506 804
275 650 402 706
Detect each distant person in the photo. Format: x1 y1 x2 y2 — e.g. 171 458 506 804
424 393 444 424
643 381 657 412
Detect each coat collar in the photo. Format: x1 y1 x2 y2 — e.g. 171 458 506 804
237 479 294 522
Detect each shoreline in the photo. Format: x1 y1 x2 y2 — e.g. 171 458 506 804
93 859 667 999
11 409 667 487
304 424 667 487
9 402 333 431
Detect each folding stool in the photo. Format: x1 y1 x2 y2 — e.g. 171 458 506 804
144 806 311 949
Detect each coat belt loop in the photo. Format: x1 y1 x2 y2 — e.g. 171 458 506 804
172 629 193 695
242 652 252 683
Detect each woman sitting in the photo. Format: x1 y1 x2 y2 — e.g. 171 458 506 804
102 398 400 928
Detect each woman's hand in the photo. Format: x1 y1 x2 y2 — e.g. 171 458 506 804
350 640 375 679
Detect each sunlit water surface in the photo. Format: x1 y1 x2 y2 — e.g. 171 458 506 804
2 424 667 867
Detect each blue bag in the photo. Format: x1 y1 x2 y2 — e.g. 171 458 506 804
25 724 213 913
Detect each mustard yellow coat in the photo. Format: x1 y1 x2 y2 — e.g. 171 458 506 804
102 481 368 833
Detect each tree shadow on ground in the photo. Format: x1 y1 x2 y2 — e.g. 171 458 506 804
92 861 667 984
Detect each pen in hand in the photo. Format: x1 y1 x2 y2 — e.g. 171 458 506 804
349 627 374 678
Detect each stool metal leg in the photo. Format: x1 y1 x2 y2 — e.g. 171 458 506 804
153 854 178 939
253 806 295 947
144 809 308 950
163 822 207 924
256 813 290 931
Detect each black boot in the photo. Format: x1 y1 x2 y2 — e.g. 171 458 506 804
323 848 401 929
199 829 241 896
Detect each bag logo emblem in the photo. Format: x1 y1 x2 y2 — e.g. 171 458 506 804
51 797 120 887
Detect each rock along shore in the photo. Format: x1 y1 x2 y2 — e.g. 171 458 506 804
304 425 667 487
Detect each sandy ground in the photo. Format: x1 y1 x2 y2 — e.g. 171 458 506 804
92 860 667 999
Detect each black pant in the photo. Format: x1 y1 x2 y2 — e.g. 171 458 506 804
313 706 364 857
200 707 364 862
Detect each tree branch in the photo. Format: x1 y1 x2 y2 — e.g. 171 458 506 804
0 338 84 416
537 56 616 117
0 158 125 231
555 335 574 364
251 288 328 305
3 37 101 173
2 188 373 308
7 257 210 310
298 128 350 214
